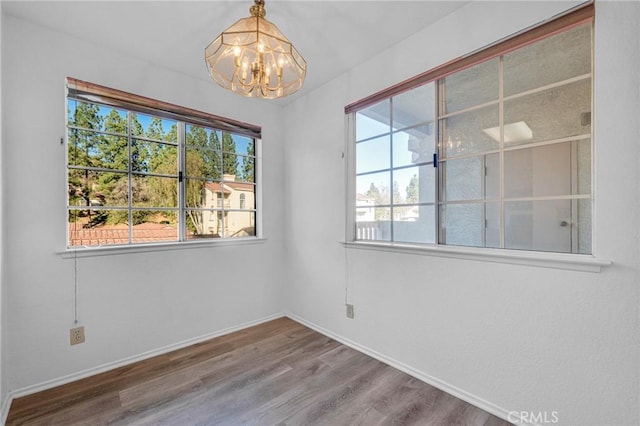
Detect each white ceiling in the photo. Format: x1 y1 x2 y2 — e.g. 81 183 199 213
1 0 469 104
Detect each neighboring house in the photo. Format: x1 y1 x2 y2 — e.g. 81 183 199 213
202 174 255 237
355 193 375 222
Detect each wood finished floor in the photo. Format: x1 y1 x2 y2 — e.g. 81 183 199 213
7 317 512 426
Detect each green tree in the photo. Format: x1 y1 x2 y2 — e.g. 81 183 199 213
241 140 255 182
67 102 103 224
145 120 178 226
366 183 390 220
406 174 419 204
221 132 238 176
393 180 402 204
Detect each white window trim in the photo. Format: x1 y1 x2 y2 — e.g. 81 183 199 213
341 241 610 273
59 237 267 259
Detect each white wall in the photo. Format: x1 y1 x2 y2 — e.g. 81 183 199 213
0 0 5 414
284 2 640 425
1 14 286 394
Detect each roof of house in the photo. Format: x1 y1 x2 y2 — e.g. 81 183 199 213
205 181 254 193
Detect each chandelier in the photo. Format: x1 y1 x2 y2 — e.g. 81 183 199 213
205 0 307 99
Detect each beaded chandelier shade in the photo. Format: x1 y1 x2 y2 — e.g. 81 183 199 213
205 0 307 99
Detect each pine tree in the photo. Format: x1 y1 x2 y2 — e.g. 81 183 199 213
221 132 238 177
241 140 255 182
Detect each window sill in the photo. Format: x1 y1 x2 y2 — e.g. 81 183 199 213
341 241 611 273
60 237 267 259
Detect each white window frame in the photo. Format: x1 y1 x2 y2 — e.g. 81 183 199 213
64 78 263 256
344 3 610 272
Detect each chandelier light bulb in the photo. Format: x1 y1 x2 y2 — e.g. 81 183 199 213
205 0 307 99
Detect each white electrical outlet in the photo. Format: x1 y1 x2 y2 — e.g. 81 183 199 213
70 326 85 345
346 304 355 319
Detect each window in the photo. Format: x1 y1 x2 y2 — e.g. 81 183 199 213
66 78 259 248
347 5 593 255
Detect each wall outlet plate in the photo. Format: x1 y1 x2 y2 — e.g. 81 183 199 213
346 304 355 319
70 326 85 345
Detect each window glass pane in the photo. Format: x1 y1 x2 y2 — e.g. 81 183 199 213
131 211 178 244
577 198 592 254
236 137 255 156
185 179 210 209
504 200 573 253
442 58 499 113
441 104 499 157
132 175 177 208
68 169 128 208
131 113 177 142
68 209 130 247
68 130 128 171
236 155 256 183
356 171 390 206
504 78 591 147
356 135 390 174
68 101 128 134
504 140 590 198
355 207 391 241
392 124 435 168
393 83 435 129
393 205 435 244
225 211 256 238
223 182 255 210
185 147 222 180
223 152 242 178
442 154 498 201
220 132 251 154
186 124 220 148
185 209 218 238
185 210 255 239
394 166 435 204
504 23 591 96
485 202 500 248
132 140 178 175
440 203 485 247
356 100 390 141
577 140 591 195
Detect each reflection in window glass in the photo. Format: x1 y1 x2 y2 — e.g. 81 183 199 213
392 124 434 168
356 135 390 174
442 58 499 114
504 79 591 147
441 105 499 157
393 83 435 129
504 24 591 96
356 100 390 141
351 20 592 254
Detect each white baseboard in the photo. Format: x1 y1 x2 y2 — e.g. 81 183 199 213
285 312 514 425
2 312 285 422
1 391 12 426
3 312 518 426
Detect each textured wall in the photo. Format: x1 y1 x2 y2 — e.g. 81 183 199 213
283 2 640 425
2 14 286 393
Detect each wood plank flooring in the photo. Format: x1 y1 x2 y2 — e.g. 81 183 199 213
6 317 512 425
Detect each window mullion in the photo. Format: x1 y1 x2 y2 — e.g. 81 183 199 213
389 99 394 242
178 121 186 242
437 79 446 246
498 55 505 250
127 111 134 245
